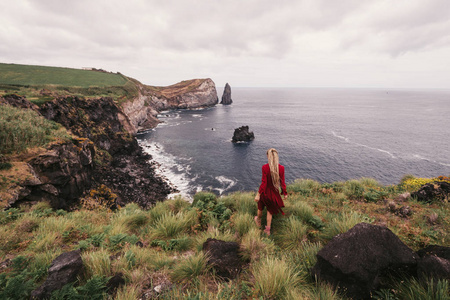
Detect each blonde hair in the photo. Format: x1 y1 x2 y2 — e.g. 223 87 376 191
267 148 280 191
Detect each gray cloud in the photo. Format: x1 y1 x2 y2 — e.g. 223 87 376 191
0 0 449 88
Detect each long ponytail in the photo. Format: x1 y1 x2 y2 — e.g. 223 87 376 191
267 148 280 191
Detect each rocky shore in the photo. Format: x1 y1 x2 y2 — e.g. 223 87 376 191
0 77 220 209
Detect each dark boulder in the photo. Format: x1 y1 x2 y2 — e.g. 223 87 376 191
31 250 83 299
411 181 450 203
417 245 450 261
417 245 450 281
107 273 126 296
232 126 254 143
220 83 233 105
311 223 418 300
417 255 450 281
202 238 243 279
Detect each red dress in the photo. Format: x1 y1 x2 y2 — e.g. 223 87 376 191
258 163 287 215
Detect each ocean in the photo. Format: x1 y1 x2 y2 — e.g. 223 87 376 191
137 88 450 198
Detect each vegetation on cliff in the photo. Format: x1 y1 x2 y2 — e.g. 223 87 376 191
0 178 448 299
0 105 71 155
0 63 138 105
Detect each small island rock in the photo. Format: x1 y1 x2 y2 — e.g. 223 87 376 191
220 83 233 105
232 126 254 143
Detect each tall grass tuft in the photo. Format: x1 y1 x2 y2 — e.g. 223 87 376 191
320 212 370 241
274 216 308 250
240 228 275 261
394 277 449 300
150 211 192 239
222 192 256 215
252 256 300 299
82 249 112 278
171 252 209 283
233 212 258 237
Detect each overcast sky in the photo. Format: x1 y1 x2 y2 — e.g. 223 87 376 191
1 0 449 89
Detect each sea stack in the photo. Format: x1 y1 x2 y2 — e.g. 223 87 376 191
232 126 254 143
220 83 233 105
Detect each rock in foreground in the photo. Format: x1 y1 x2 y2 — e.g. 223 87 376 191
232 126 254 143
311 223 418 300
202 238 243 279
31 250 83 299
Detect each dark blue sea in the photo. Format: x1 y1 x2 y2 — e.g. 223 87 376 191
137 88 450 198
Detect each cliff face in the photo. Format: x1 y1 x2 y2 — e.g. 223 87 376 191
122 78 218 133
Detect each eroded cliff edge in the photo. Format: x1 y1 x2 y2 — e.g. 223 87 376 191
121 78 219 134
0 77 219 209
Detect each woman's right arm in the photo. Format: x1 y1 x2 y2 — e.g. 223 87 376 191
255 165 267 201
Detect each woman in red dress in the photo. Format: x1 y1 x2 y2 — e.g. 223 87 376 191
254 148 287 235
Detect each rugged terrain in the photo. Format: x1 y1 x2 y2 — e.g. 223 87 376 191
0 63 219 210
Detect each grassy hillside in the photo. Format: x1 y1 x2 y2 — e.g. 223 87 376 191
0 179 448 299
0 63 138 104
0 63 127 87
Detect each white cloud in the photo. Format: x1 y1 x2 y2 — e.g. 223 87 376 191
0 0 449 88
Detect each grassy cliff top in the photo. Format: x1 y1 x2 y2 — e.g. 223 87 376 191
0 63 127 87
144 78 211 99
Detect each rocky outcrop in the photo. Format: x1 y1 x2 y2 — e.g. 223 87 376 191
0 94 39 110
121 78 219 133
311 223 418 300
220 83 233 105
39 97 135 156
6 138 95 209
232 126 255 143
38 96 172 207
202 238 243 279
411 181 450 203
417 245 450 281
31 250 83 299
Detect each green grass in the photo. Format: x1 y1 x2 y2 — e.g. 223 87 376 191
0 63 127 87
0 179 448 299
0 63 139 104
0 105 71 154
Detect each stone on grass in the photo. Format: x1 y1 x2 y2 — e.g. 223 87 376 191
31 250 83 299
311 223 418 300
202 238 243 279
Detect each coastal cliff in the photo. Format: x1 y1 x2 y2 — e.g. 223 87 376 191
122 78 219 133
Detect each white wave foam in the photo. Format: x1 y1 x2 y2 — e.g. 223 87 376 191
214 176 237 195
413 154 450 167
331 131 349 142
331 131 395 158
138 140 195 201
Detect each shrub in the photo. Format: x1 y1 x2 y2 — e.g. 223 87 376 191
343 179 365 200
287 179 321 195
252 256 300 299
192 191 216 207
81 184 118 211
